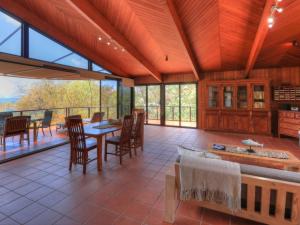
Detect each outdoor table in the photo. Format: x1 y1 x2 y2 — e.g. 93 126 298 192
31 118 43 142
83 121 121 171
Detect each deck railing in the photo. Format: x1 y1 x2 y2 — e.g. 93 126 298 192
135 105 197 122
4 106 117 125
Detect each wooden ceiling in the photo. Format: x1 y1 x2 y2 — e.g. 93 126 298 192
0 0 299 81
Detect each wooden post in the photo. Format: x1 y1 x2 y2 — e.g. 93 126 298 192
164 168 178 223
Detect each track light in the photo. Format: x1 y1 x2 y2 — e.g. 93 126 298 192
267 1 284 29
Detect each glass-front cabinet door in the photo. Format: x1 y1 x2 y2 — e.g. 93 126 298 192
208 86 219 108
253 85 265 109
223 86 234 109
237 86 248 109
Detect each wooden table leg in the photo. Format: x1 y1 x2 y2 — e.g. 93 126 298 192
96 136 103 171
33 122 38 142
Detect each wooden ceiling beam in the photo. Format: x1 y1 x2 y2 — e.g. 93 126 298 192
166 0 201 80
67 0 162 82
245 0 274 76
0 0 128 77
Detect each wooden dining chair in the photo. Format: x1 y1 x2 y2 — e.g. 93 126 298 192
65 116 97 174
0 116 31 150
105 115 134 164
131 112 145 155
91 112 105 123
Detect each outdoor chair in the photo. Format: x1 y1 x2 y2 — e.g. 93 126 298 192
131 112 145 155
65 116 97 174
105 115 134 164
37 110 53 136
0 112 13 138
0 116 31 150
91 112 105 123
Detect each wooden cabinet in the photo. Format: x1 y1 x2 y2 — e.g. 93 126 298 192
204 79 271 135
205 110 219 130
279 110 300 138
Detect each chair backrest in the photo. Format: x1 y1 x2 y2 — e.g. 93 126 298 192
42 110 53 126
132 108 145 123
67 115 82 120
4 116 30 136
91 112 105 123
65 116 87 165
120 115 134 144
133 112 145 140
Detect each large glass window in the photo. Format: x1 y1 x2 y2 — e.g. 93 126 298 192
134 85 146 109
92 63 111 74
101 80 117 119
29 28 88 69
0 11 21 55
119 85 131 117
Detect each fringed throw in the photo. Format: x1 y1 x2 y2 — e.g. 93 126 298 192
179 154 241 212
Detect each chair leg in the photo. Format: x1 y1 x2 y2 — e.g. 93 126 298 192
27 132 30 146
104 142 108 161
129 145 132 158
83 152 87 174
83 163 86 174
69 150 73 171
42 128 45 136
3 138 6 151
49 127 52 136
119 149 122 165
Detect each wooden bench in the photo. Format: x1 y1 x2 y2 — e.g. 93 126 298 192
164 163 300 225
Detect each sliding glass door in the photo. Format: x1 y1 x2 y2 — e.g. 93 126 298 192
134 85 160 124
134 83 197 127
165 83 197 127
180 84 197 127
147 85 160 124
165 85 180 126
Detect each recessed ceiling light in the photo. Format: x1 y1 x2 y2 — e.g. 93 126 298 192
98 37 102 41
121 48 125 52
267 16 274 23
114 46 118 50
107 42 111 45
277 7 283 13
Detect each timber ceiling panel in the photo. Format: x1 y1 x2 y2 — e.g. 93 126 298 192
174 0 222 71
1 0 300 79
125 0 191 73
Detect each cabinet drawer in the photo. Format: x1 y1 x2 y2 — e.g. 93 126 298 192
279 118 300 125
279 122 300 130
283 112 295 118
295 113 300 119
280 128 298 138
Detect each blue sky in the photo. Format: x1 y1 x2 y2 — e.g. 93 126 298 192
0 76 39 98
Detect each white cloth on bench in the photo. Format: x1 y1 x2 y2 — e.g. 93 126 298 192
179 154 241 211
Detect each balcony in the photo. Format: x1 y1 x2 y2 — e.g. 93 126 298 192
136 105 197 127
0 106 117 163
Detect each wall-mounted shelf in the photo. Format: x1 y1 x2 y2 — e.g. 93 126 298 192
274 86 300 101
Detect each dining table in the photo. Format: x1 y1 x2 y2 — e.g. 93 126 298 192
83 121 121 171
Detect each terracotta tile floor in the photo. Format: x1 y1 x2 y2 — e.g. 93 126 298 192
0 125 299 225
0 127 68 163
